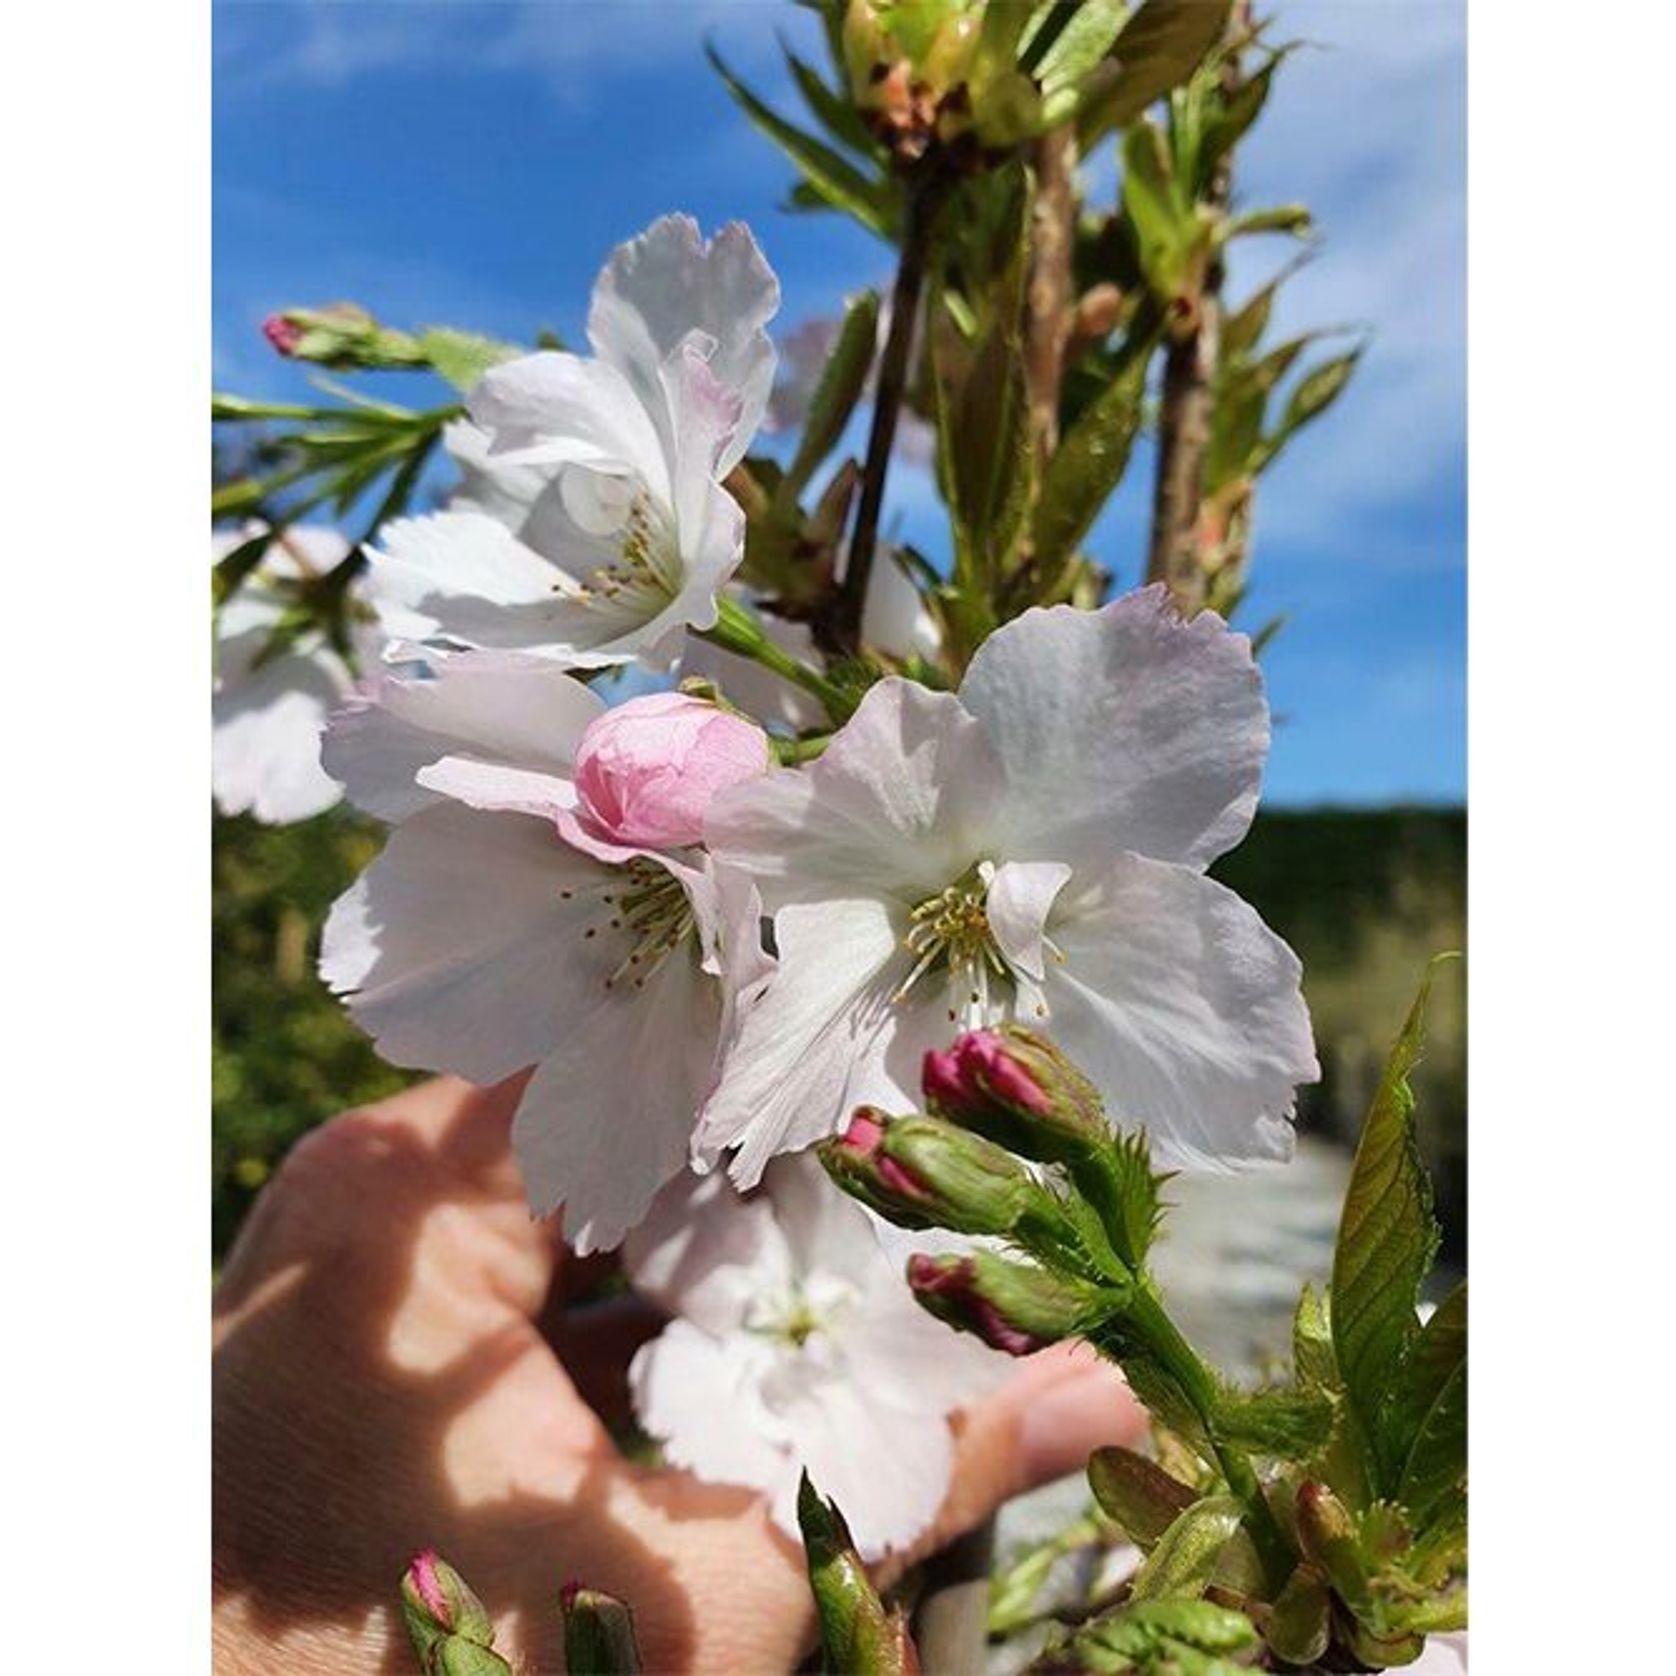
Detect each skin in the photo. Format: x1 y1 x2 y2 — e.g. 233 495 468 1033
213 1075 1147 1674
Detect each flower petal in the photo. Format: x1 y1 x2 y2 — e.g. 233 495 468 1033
1045 853 1318 1169
695 896 911 1186
512 938 721 1252
320 803 618 1086
959 587 1269 871
322 654 603 821
704 679 1008 911
986 860 1072 982
365 510 643 666
588 214 780 475
212 633 345 823
629 1321 791 1500
625 1169 793 1336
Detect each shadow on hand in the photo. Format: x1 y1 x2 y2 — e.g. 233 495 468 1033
212 1085 759 1673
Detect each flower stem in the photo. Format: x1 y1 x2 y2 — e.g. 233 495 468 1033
1119 1286 1293 1592
702 596 853 722
834 171 946 653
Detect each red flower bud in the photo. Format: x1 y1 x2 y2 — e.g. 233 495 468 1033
261 312 303 356
921 1027 1106 1164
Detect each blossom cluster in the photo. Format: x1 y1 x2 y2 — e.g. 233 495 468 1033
212 214 1317 1554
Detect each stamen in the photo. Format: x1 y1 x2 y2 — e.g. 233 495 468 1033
894 864 1018 1028
594 858 695 992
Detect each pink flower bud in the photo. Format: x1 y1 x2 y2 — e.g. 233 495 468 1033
573 693 768 852
905 1249 1099 1358
261 312 303 356
924 1030 1051 1118
922 1027 1106 1163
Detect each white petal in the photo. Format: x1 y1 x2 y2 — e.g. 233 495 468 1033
759 1152 879 1279
1045 853 1318 1169
959 587 1269 870
366 510 612 653
986 859 1072 981
842 1269 1009 1414
320 803 620 1086
695 897 912 1185
704 679 1008 911
624 1169 792 1335
512 939 721 1252
862 551 942 664
322 654 603 821
588 215 780 474
467 350 669 497
212 629 347 823
630 1321 793 1501
771 1375 954 1559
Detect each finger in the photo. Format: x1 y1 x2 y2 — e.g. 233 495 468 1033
909 1342 1147 1565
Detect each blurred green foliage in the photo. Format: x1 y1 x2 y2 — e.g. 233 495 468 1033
212 806 1465 1263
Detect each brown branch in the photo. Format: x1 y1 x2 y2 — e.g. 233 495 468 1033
832 172 946 654
1024 125 1077 467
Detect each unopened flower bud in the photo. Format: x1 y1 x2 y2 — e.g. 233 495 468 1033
1293 1481 1371 1614
880 1112 1046 1237
261 302 426 370
819 1108 938 1230
922 1027 1106 1164
560 1580 644 1674
907 1250 1105 1356
571 692 768 852
400 1551 510 1674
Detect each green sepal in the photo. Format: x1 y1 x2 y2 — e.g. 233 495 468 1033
415 327 520 395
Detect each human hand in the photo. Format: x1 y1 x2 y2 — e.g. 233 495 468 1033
213 1076 1147 1673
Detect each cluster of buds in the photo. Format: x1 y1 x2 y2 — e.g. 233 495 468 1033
820 1026 1135 1358
262 302 429 370
842 0 1042 166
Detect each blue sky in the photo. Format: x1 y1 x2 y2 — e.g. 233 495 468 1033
214 0 1464 807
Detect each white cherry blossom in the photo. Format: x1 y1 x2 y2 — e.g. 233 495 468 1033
699 586 1318 1186
363 215 779 671
318 655 770 1252
626 1153 1003 1559
213 522 382 824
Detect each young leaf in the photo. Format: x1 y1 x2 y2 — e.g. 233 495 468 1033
1264 1563 1331 1666
1330 960 1450 1490
707 45 896 240
1086 1446 1197 1548
1030 0 1130 96
1390 1282 1466 1481
783 42 880 159
942 322 1032 589
1291 1283 1337 1392
1069 1597 1259 1673
797 1474 919 1675
1129 1496 1245 1603
1212 1386 1334 1460
1257 347 1363 469
1121 122 1191 299
1076 0 1234 143
1030 327 1155 565
779 291 880 504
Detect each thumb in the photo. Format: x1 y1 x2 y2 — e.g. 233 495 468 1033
918 1342 1147 1557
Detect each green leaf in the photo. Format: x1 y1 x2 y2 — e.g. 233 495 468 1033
1224 203 1313 240
1291 1283 1338 1392
1129 1496 1245 1602
1220 281 1278 362
1121 122 1191 297
1395 1354 1466 1523
1031 325 1155 565
1086 1446 1197 1548
416 327 520 395
1258 347 1362 469
779 291 879 504
1330 960 1450 1492
940 321 1032 588
1264 1563 1331 1665
1076 0 1233 142
1213 1386 1334 1460
783 42 880 158
708 45 896 240
1197 53 1284 182
1070 1597 1259 1674
1031 0 1130 95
